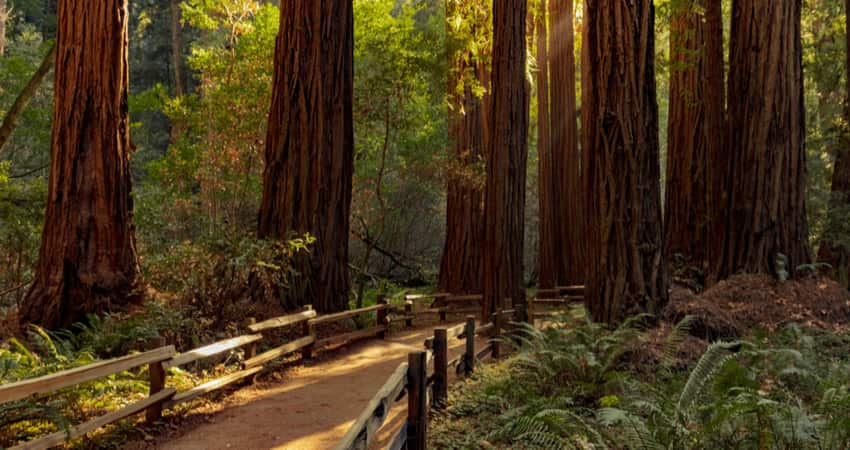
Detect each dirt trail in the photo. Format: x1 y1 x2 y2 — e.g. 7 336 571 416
157 324 479 450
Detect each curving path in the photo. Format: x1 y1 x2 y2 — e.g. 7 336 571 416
156 323 480 450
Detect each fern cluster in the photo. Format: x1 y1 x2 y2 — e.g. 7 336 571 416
430 312 850 450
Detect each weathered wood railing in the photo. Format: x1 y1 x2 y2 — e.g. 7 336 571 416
336 286 586 450
1 300 395 450
336 307 523 450
529 285 585 320
0 346 178 450
1 286 584 449
404 293 483 323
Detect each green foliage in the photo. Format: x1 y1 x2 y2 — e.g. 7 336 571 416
142 0 276 238
0 326 168 447
432 313 850 450
349 0 448 285
0 22 52 310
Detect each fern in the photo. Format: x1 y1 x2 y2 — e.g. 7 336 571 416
661 315 695 370
597 408 663 450
676 341 742 418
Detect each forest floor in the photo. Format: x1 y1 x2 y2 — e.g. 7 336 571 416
125 321 483 450
665 273 850 338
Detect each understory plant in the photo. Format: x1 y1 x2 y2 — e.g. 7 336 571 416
431 312 850 450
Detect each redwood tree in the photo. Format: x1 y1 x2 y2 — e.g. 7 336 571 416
549 0 583 286
483 0 529 317
21 0 140 329
664 0 725 278
582 0 668 323
259 0 354 313
439 1 489 295
816 0 850 286
714 0 810 279
536 0 557 291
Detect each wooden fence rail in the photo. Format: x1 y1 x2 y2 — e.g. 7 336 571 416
1 286 584 450
338 286 586 450
1 299 395 450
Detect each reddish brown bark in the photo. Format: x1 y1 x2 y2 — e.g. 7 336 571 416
21 0 140 330
259 0 354 313
816 0 850 286
483 0 529 318
438 2 489 295
705 0 727 286
665 0 724 280
536 0 557 291
714 0 811 279
549 0 583 286
581 0 668 324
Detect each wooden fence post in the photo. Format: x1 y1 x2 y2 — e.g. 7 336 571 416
491 312 501 359
404 300 414 328
433 328 448 408
406 351 428 450
302 305 315 360
464 316 475 376
243 317 259 383
146 360 166 423
244 317 257 361
377 295 388 338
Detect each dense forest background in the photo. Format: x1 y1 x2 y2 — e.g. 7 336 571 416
0 0 848 323
4 1 850 448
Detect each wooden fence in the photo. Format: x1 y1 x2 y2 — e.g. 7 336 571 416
336 286 585 450
1 299 394 450
0 286 583 450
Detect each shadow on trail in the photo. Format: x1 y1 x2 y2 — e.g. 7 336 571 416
156 322 479 450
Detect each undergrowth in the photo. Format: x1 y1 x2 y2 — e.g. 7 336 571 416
431 312 850 450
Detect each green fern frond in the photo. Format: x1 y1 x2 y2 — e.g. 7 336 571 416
677 341 742 418
661 315 695 370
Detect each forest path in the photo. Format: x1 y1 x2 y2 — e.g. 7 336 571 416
156 322 478 450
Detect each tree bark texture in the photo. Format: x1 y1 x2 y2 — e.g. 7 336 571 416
259 0 354 313
714 0 811 279
170 0 186 98
549 0 583 286
536 0 558 291
483 0 529 317
0 43 55 155
581 0 668 324
21 0 140 329
439 1 489 295
816 0 850 286
664 0 725 280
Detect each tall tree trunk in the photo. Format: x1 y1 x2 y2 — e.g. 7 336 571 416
170 0 186 98
582 0 668 324
439 2 488 295
536 0 558 292
483 0 529 318
549 0 583 286
259 0 354 313
0 0 7 57
0 43 55 155
665 0 724 283
21 0 140 330
816 0 850 286
705 0 728 286
714 0 810 279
